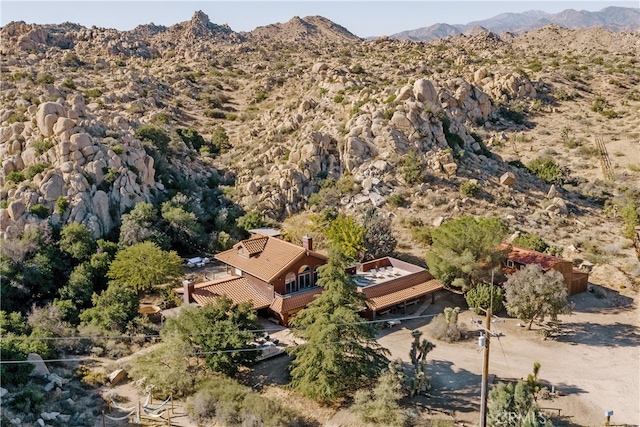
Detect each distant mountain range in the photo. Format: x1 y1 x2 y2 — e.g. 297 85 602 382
390 6 640 41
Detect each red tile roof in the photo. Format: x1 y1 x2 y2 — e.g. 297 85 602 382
366 279 443 311
500 243 570 270
270 288 323 314
215 235 327 283
190 277 273 310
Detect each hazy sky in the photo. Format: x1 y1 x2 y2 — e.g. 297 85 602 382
1 1 637 38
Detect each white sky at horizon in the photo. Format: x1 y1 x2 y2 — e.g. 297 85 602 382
1 1 637 38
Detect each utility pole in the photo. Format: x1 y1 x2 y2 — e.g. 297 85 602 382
479 307 491 427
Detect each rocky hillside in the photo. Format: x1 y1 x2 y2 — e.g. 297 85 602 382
1 11 639 278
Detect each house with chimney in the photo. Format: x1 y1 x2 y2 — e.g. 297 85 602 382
501 243 589 296
179 232 444 325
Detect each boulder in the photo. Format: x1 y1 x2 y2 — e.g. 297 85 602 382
500 171 516 187
36 102 66 137
0 387 8 398
69 133 92 151
312 62 328 73
442 162 458 176
546 184 557 199
413 78 439 106
92 190 112 234
108 368 128 385
40 174 64 202
40 412 60 421
27 353 49 376
7 200 25 221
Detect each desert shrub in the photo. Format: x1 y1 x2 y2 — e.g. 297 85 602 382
526 157 568 185
36 73 54 85
61 78 76 89
136 125 170 153
76 365 107 387
188 377 302 426
5 171 25 183
83 88 103 98
210 125 231 154
621 204 639 239
400 151 424 185
387 194 406 207
10 383 45 414
512 233 549 253
411 226 433 246
32 139 54 155
176 128 206 151
29 204 49 219
352 370 406 427
460 180 482 198
430 307 464 343
440 113 465 149
24 163 47 180
6 110 26 124
465 283 504 314
111 145 124 155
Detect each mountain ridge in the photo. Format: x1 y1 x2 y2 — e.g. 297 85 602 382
391 6 640 41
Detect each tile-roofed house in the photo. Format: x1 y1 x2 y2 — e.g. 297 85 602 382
500 243 588 296
180 232 445 325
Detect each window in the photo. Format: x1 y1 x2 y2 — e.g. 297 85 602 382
285 272 297 294
506 260 515 268
313 267 319 286
299 266 311 290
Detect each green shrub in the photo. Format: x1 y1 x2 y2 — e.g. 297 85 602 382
36 74 55 85
111 145 124 155
29 204 49 219
387 194 406 207
400 151 424 185
333 94 344 103
465 283 504 314
61 78 76 89
136 125 170 153
10 383 44 414
32 139 54 155
24 163 47 180
621 204 639 239
430 307 464 343
460 181 482 198
411 226 433 246
83 88 103 99
6 110 26 124
255 92 267 103
6 171 25 183
188 377 302 426
526 157 568 185
176 128 206 151
512 233 549 253
55 196 69 213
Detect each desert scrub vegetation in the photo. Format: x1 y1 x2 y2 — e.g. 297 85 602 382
188 377 306 426
512 233 549 253
429 307 465 343
526 157 569 185
465 283 504 315
459 180 482 198
399 151 425 185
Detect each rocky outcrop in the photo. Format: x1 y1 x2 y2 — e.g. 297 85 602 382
0 93 160 238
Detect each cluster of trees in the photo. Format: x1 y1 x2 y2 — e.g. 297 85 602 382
284 206 397 263
426 216 571 328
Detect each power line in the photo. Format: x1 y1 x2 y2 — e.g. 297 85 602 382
0 312 439 364
0 312 438 342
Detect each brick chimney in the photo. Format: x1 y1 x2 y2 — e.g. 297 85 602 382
183 280 195 305
302 235 313 251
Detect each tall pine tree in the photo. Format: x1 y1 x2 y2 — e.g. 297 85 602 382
287 247 389 402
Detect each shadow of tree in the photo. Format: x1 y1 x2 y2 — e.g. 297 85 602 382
422 359 482 415
555 321 640 347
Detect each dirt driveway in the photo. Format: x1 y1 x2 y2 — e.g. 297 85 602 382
377 287 639 426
